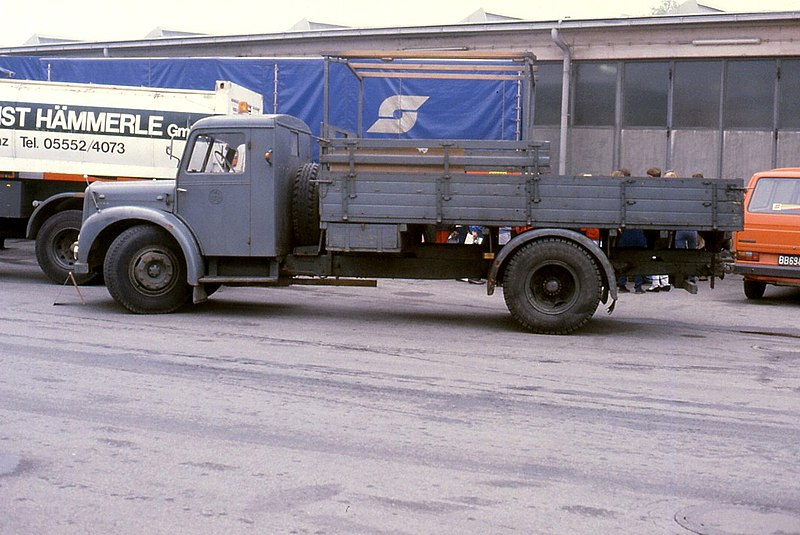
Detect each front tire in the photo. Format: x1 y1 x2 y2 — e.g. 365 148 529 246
103 225 191 314
35 210 99 285
503 238 602 334
743 279 767 300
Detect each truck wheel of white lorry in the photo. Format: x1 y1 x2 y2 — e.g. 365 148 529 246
35 209 99 285
502 238 602 335
103 225 192 314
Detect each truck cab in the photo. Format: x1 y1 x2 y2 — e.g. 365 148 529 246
176 115 310 259
733 167 800 298
76 114 312 312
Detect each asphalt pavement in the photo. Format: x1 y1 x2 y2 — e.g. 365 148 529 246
1 239 799 534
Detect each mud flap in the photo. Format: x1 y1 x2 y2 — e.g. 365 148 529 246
192 285 208 304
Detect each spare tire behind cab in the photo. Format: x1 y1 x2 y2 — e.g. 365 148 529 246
292 162 321 247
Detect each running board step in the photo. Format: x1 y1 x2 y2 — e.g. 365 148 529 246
198 276 283 286
196 276 377 288
290 277 377 287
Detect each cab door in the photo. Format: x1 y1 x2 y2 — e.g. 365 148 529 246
176 130 252 256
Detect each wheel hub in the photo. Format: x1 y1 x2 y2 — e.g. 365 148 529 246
528 263 579 313
543 277 562 295
53 229 79 266
133 250 174 291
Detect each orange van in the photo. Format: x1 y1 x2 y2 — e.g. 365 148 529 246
733 168 800 299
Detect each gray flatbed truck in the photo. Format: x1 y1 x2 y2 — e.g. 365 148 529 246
73 52 743 334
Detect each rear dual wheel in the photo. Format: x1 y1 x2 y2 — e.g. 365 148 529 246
503 238 602 334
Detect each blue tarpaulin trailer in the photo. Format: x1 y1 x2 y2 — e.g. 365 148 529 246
0 55 526 141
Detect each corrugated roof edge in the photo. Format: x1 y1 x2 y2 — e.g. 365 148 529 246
1 10 798 56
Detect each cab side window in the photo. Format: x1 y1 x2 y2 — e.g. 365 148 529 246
186 133 246 174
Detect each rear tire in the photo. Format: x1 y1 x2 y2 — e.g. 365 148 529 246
743 279 766 300
35 209 98 285
103 225 191 314
503 238 602 334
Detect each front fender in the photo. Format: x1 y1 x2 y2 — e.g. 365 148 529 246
487 228 618 305
75 206 205 285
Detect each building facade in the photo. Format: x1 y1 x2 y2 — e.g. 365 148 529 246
2 11 799 179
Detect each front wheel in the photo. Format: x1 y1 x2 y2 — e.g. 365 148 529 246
503 238 602 334
743 279 767 300
35 209 99 285
103 225 191 314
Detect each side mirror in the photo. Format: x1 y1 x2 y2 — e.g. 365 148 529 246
166 137 179 163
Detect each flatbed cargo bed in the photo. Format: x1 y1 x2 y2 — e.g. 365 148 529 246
319 137 741 231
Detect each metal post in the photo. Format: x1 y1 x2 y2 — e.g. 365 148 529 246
323 57 331 138
515 78 522 141
358 76 364 137
273 63 279 114
551 27 571 175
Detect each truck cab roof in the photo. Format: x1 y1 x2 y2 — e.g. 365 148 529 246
191 114 312 134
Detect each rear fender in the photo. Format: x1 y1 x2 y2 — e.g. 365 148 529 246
488 228 618 305
76 207 204 285
26 192 84 239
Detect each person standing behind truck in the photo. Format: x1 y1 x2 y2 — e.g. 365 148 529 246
645 167 671 292
613 168 647 294
671 170 702 284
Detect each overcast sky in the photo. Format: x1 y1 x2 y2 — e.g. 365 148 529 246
0 0 797 47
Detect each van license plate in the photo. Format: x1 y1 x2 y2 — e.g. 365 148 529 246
778 255 800 266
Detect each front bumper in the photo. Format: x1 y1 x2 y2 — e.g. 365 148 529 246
70 240 90 274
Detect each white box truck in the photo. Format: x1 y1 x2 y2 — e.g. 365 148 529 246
0 78 262 283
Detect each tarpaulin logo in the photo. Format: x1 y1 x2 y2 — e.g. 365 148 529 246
367 95 429 134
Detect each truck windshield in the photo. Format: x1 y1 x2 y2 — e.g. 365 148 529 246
748 177 800 214
186 133 246 174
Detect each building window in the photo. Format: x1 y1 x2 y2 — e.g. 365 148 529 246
533 62 562 126
623 62 669 127
574 63 617 126
724 60 776 129
779 59 800 130
673 61 722 128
